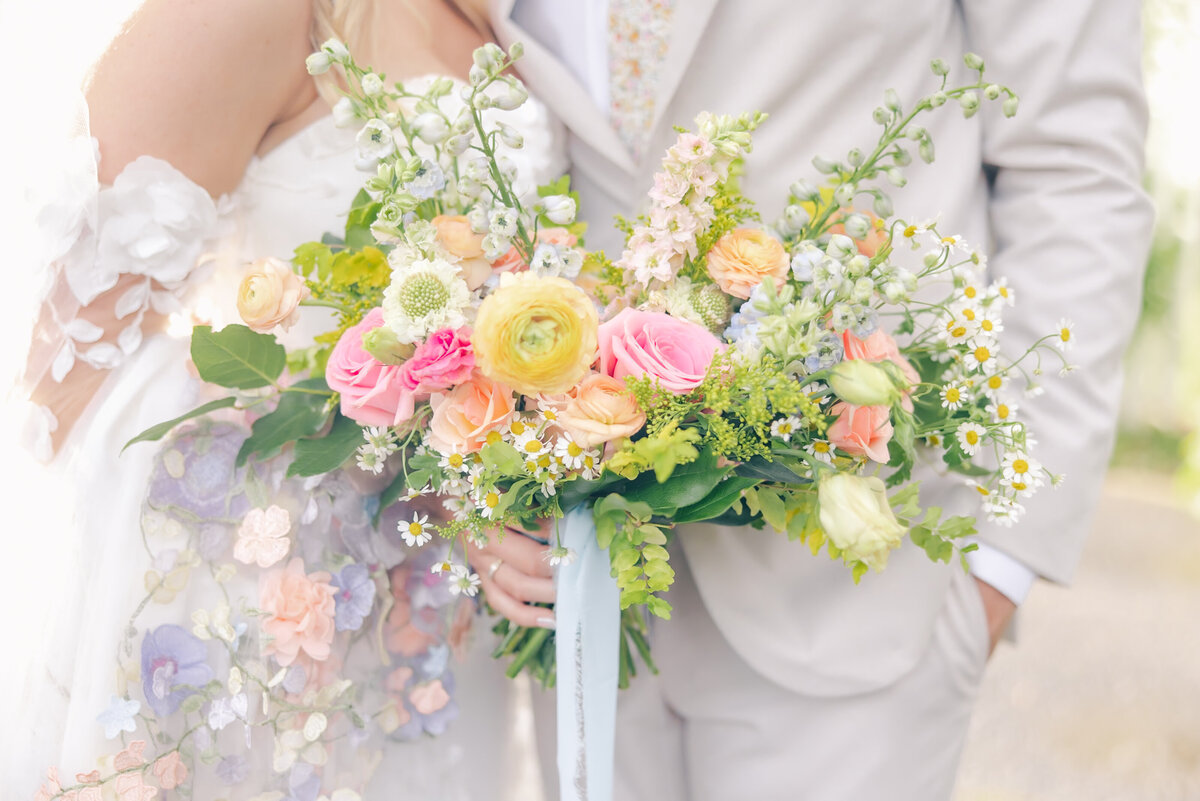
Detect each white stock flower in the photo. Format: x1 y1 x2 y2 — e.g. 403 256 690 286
817 474 906 572
356 119 396 161
542 195 577 225
412 112 450 144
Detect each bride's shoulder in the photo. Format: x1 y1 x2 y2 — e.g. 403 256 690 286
87 0 317 195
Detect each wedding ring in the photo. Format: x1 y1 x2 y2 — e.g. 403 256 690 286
488 558 504 580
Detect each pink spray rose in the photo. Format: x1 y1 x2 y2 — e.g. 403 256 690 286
259 558 337 667
827 402 894 463
325 308 416 426
398 327 475 394
598 308 723 393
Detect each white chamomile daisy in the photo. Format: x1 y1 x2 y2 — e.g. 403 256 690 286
579 451 601 480
555 437 599 471
1054 318 1075 352
939 234 969 254
770 415 803 443
981 373 1007 398
986 399 1018 424
966 479 992 501
955 422 986 457
988 278 1015 307
381 256 471 343
403 485 431 501
985 496 1025 527
355 446 386 475
940 383 968 411
514 433 549 460
399 513 433 547
1000 475 1036 497
805 439 835 465
958 281 985 304
448 564 481 597
940 314 978 347
925 434 943 448
977 309 1003 338
545 546 577 567
1001 452 1043 488
476 488 503 519
963 342 997 373
439 451 469 473
430 559 453 575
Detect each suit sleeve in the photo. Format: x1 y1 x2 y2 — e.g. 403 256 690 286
959 0 1154 583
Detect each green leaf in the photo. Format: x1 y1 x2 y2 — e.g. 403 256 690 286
623 447 730 515
122 396 237 452
734 455 809 484
480 441 526 475
557 471 630 512
287 413 363 477
345 189 381 249
673 476 760 524
755 488 788 531
191 325 286 390
236 382 332 466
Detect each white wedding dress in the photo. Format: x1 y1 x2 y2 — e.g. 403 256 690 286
10 78 565 801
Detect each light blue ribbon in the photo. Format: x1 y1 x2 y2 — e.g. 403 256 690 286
555 505 619 801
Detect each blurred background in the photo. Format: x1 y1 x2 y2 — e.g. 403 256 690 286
0 1 1196 799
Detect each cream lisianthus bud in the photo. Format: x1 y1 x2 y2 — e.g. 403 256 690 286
828 359 904 407
817 474 906 572
305 52 332 75
361 73 385 97
542 195 576 225
321 39 350 62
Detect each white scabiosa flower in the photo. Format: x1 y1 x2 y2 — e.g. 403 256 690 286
381 257 471 343
955 422 986 456
356 119 396 161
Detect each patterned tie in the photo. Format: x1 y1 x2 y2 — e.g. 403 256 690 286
608 0 676 161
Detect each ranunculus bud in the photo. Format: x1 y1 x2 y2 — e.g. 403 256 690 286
828 359 904 407
361 325 415 365
817 474 906 572
541 195 576 225
236 257 310 333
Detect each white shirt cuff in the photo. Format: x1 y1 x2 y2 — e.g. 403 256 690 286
965 542 1036 605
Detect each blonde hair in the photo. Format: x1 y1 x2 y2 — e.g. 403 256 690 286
309 0 493 105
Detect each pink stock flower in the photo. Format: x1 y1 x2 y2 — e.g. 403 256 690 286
598 308 723 394
325 308 416 426
259 558 337 667
649 171 691 206
665 132 715 165
827 402 894 463
398 327 475 394
152 752 187 790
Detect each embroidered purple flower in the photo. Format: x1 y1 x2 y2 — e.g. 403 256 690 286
145 422 249 521
330 563 374 632
286 763 322 801
215 755 249 785
141 624 214 716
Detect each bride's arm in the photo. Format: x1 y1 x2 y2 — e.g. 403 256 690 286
27 0 320 455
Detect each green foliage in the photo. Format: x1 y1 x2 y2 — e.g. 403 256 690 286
345 188 382 249
236 379 334 466
287 413 363 477
122 397 238 452
674 476 760 523
190 325 286 390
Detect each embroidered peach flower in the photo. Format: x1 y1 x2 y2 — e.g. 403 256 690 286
152 751 188 790
427 372 516 455
705 228 789 299
236 257 310 333
232 505 291 568
259 558 337 666
409 680 451 715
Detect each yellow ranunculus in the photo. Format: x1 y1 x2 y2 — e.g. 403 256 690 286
473 272 598 396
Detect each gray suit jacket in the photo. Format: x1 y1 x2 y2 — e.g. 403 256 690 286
493 0 1153 694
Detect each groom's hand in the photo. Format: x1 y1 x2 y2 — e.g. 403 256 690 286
973 577 1017 656
468 522 557 629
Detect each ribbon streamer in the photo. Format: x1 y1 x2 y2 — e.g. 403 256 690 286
555 505 620 801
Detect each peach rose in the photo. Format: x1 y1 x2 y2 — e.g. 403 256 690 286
259 558 337 667
555 373 646 446
433 215 492 290
827 402 894 463
427 372 517 454
842 328 919 410
236 257 310 332
705 228 789 299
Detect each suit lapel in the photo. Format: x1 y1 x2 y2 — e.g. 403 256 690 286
491 0 636 174
649 0 720 138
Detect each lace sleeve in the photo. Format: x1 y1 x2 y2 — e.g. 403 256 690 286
21 115 228 461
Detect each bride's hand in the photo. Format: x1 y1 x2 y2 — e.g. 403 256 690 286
467 521 557 629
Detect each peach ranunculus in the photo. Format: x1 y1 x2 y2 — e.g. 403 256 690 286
598 307 723 394
236 257 310 332
472 272 598 396
259 558 337 667
827 402 894 463
325 308 416 426
427 372 517 454
554 373 646 446
705 228 789 299
433 215 492 290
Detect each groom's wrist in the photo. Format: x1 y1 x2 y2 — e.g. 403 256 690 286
965 542 1036 605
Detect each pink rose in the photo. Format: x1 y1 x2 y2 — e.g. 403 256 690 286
259 558 337 667
598 308 723 393
325 308 416 426
398 327 475 394
827 402 894 463
841 329 919 411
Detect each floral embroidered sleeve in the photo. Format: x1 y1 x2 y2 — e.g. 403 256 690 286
22 141 225 460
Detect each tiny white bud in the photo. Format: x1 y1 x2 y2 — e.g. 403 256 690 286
444 134 471 156
412 112 449 144
873 193 893 218
508 41 525 60
930 58 950 76
959 91 980 118
542 195 576 225
872 107 890 125
473 43 505 72
883 88 902 112
930 91 948 108
843 213 871 239
361 73 384 97
492 82 529 111
331 96 357 128
497 122 524 149
812 155 838 174
984 83 1002 100
782 204 810 234
891 146 912 166
833 183 855 206
847 148 864 167
1002 96 1019 118
321 39 350 62
467 205 490 233
468 64 488 86
790 179 820 201
305 52 332 75
963 52 985 71
886 168 907 187
918 139 935 163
